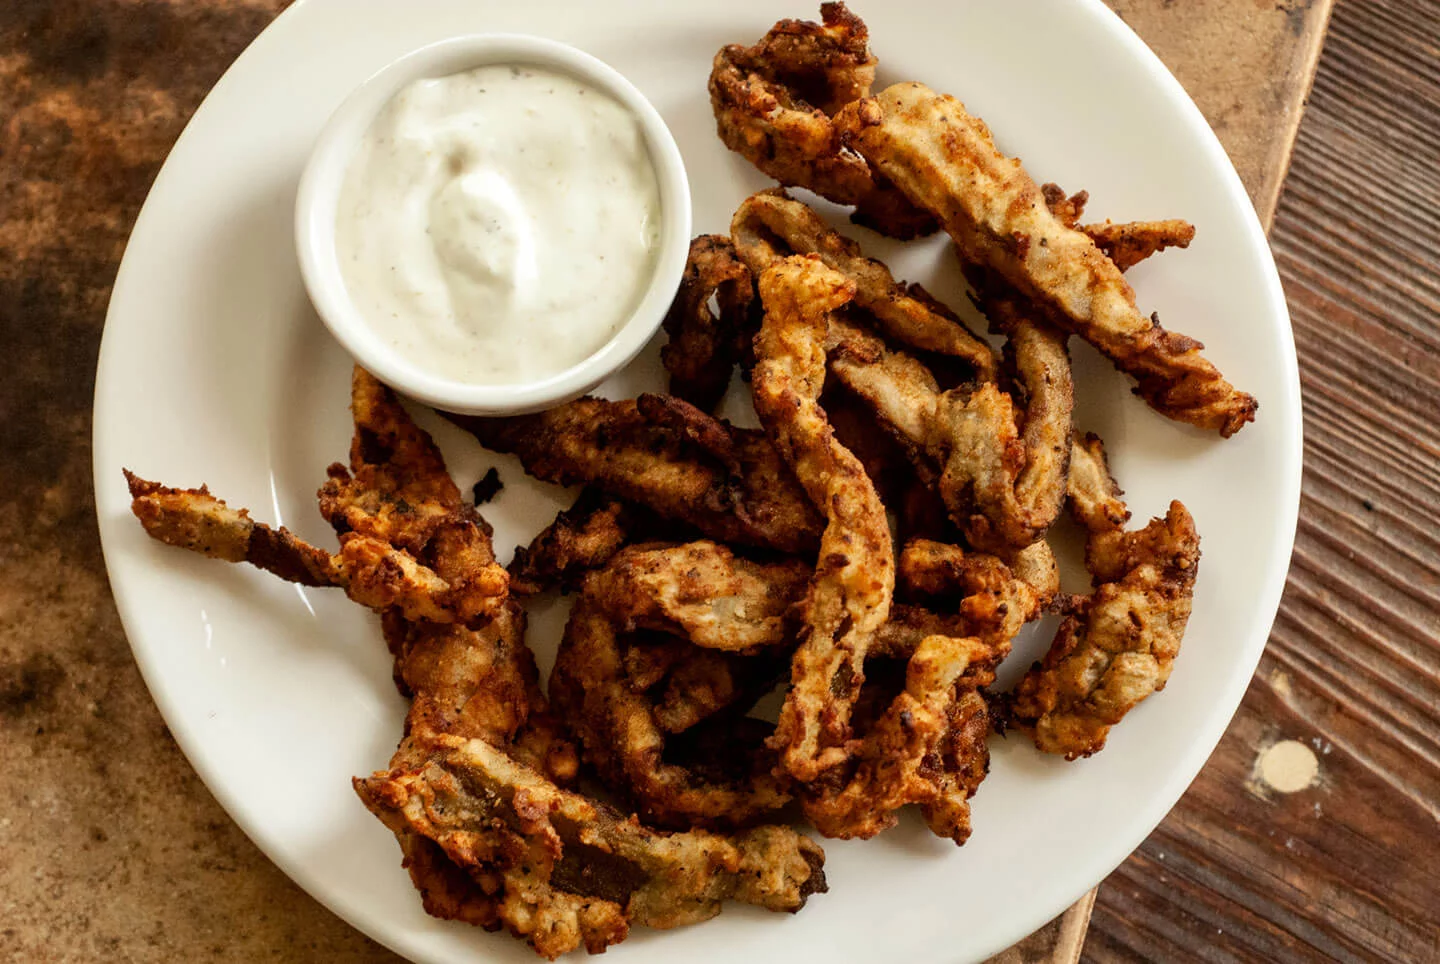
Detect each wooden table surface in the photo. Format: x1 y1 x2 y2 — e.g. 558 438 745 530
3 1 1436 962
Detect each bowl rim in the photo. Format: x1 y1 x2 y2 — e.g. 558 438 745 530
294 32 692 415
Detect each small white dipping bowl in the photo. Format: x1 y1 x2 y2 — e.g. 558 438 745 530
295 34 691 415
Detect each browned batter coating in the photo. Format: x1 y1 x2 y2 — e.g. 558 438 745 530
820 381 915 506
1041 181 1196 271
357 735 827 960
551 542 806 829
708 4 936 239
508 489 655 596
1041 182 1089 227
131 370 830 954
1008 434 1201 759
950 274 1074 550
578 540 811 653
721 198 1071 554
328 377 829 953
800 632 994 841
835 83 1257 436
121 11 1233 939
939 319 1072 552
660 234 757 412
751 256 893 782
448 395 824 555
827 311 1073 554
1083 218 1196 272
890 539 1051 842
125 472 339 585
123 474 506 629
310 372 584 926
319 370 483 554
348 378 581 933
128 368 580 933
802 539 1049 843
751 256 1016 844
898 539 1052 648
1006 538 1064 605
732 1 877 115
342 371 577 773
623 634 787 735
731 189 995 377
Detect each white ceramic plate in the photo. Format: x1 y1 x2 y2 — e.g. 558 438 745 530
93 2 1301 962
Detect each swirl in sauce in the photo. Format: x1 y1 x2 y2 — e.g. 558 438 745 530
336 64 661 385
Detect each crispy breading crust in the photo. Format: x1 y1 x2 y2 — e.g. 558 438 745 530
449 395 824 555
128 368 579 933
731 189 995 377
623 633 787 735
356 736 827 959
804 541 1047 842
800 632 993 841
1041 182 1089 227
550 542 806 829
322 372 584 924
898 539 1051 648
132 369 828 957
751 256 893 781
1083 218 1196 272
336 370 577 781
734 1 877 116
826 315 943 447
708 4 936 239
751 256 1022 843
827 310 1074 554
508 489 651 596
819 381 917 507
952 277 1075 551
1042 181 1196 271
891 539 1052 841
835 83 1256 436
660 235 758 412
123 473 506 628
125 472 338 583
122 7 1231 937
580 540 811 653
1008 434 1201 758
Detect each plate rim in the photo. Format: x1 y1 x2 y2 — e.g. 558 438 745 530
91 0 1304 960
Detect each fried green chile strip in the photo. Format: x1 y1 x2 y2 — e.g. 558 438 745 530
551 541 807 829
660 234 757 412
448 394 824 555
751 255 894 782
836 82 1256 436
708 3 937 239
731 189 995 378
1009 433 1201 759
825 308 1073 554
356 735 827 959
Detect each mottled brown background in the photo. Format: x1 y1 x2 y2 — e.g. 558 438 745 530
4 1 1437 962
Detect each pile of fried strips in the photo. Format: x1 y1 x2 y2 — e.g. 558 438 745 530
126 5 1250 958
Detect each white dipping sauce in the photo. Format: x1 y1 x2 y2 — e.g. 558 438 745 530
335 64 661 385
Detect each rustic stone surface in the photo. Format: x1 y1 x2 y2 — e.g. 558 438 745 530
0 2 1336 962
0 2 385 960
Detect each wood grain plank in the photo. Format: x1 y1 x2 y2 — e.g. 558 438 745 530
987 892 1100 964
1087 1 1440 960
1000 3 1337 958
